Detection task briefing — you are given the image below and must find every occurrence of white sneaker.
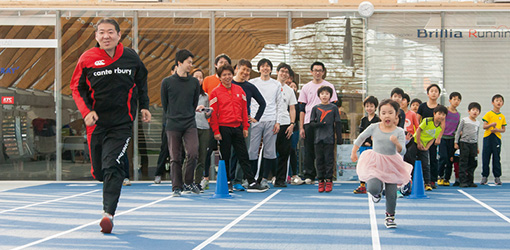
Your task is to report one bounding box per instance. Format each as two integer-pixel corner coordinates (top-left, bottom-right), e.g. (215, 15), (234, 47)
(291, 176), (304, 185)
(123, 178), (131, 186)
(154, 175), (161, 184)
(305, 178), (315, 185)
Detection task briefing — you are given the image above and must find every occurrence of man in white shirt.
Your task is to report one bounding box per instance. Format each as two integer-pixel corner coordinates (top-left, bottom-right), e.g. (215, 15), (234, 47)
(298, 62), (338, 184)
(274, 63), (297, 187)
(249, 58), (282, 189)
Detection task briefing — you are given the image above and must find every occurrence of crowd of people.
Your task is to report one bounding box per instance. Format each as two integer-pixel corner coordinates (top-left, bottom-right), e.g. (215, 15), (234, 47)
(71, 18), (505, 233)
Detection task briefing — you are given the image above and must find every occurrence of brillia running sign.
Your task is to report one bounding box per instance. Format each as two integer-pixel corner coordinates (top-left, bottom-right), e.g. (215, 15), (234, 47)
(417, 28), (510, 39)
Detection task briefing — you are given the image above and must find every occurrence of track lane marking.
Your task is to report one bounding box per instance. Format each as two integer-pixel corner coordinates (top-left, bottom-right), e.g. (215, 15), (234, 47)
(11, 194), (174, 250)
(368, 195), (381, 250)
(193, 190), (281, 250)
(458, 189), (510, 224)
(0, 189), (100, 214)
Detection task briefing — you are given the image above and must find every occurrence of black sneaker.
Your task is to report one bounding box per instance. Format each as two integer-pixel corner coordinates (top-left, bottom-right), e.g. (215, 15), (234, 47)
(371, 193), (381, 203)
(183, 184), (200, 194)
(172, 189), (182, 197)
(273, 182), (287, 188)
(182, 185), (191, 194)
(385, 213), (397, 229)
(459, 183), (469, 188)
(247, 182), (269, 193)
(228, 182), (234, 193)
(197, 183), (204, 193)
(452, 181), (460, 187)
(469, 183), (478, 187)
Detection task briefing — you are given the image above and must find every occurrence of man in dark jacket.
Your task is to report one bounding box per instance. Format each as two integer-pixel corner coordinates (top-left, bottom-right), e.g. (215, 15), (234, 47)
(70, 18), (151, 234)
(161, 49), (201, 197)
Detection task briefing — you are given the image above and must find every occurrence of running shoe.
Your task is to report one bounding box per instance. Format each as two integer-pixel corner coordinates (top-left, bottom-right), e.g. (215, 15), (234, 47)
(100, 212), (114, 234)
(318, 181), (325, 193)
(425, 184), (432, 191)
(452, 181), (460, 187)
(200, 178), (209, 190)
(291, 176), (304, 185)
(172, 189), (182, 197)
(442, 180), (450, 186)
(353, 185), (367, 194)
(371, 193), (381, 203)
(182, 185), (192, 194)
(247, 182), (269, 193)
(400, 182), (411, 196)
(273, 182), (287, 188)
(437, 178), (444, 186)
(154, 175), (161, 184)
(233, 183), (246, 191)
(305, 178), (315, 185)
(242, 179), (249, 189)
(228, 182), (234, 193)
(469, 183), (478, 187)
(123, 178), (131, 186)
(260, 179), (270, 189)
(396, 190), (404, 198)
(325, 181), (333, 193)
(495, 177), (502, 185)
(385, 213), (397, 229)
(480, 176), (488, 185)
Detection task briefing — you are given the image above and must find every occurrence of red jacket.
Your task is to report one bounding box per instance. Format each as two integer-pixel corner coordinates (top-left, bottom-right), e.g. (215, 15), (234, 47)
(209, 83), (249, 135)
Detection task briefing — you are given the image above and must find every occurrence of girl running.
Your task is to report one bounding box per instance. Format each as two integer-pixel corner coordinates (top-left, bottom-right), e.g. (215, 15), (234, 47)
(350, 99), (413, 229)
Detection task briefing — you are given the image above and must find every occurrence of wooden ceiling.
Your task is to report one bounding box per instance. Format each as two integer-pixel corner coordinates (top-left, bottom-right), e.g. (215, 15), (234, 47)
(0, 16), (322, 105)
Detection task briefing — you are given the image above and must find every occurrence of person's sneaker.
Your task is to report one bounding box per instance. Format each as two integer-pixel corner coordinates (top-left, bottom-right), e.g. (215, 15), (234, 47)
(247, 182), (269, 193)
(437, 178), (444, 186)
(469, 183), (478, 187)
(233, 183), (246, 191)
(495, 177), (502, 185)
(182, 185), (192, 194)
(184, 183), (200, 194)
(452, 181), (460, 187)
(431, 182), (437, 189)
(480, 176), (488, 185)
(154, 175), (162, 184)
(442, 180), (450, 186)
(172, 189), (182, 197)
(371, 193), (381, 203)
(385, 213), (397, 229)
(325, 181), (333, 193)
(123, 178), (131, 186)
(291, 176), (304, 185)
(100, 212), (114, 233)
(200, 179), (209, 190)
(354, 185), (367, 194)
(260, 179), (270, 189)
(228, 182), (234, 193)
(305, 178), (315, 185)
(318, 181), (325, 193)
(425, 184), (432, 191)
(242, 179), (249, 189)
(459, 183), (469, 188)
(197, 183), (204, 193)
(286, 176), (292, 184)
(396, 190), (404, 198)
(274, 182), (287, 188)
(400, 182), (412, 196)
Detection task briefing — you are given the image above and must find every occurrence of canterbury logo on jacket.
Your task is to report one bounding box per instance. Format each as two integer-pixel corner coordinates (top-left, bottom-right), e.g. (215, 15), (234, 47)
(70, 43), (149, 128)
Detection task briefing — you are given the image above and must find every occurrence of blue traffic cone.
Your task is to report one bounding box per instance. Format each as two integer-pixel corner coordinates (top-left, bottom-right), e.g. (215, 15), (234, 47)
(407, 160), (429, 199)
(210, 160), (233, 199)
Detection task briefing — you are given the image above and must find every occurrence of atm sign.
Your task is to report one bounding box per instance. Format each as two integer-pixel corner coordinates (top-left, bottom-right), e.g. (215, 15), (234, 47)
(2, 96), (14, 104)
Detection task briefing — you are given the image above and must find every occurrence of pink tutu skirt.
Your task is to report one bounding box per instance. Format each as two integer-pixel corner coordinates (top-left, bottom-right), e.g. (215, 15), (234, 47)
(356, 150), (412, 185)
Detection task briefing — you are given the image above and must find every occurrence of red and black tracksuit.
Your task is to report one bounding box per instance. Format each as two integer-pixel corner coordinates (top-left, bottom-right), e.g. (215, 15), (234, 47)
(70, 43), (149, 215)
(209, 83), (256, 184)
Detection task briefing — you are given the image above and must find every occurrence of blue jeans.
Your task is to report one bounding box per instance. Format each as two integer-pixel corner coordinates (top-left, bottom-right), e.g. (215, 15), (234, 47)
(482, 134), (501, 178)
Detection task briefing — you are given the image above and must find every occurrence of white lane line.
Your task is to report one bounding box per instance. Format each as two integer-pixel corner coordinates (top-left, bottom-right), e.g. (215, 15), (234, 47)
(368, 196), (381, 250)
(0, 190), (100, 214)
(193, 190), (281, 250)
(458, 189), (510, 224)
(11, 194), (174, 250)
